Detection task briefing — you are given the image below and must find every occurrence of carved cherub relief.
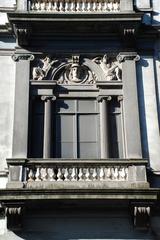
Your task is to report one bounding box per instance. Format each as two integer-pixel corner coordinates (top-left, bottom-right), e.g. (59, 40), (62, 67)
(32, 56), (59, 80)
(93, 54), (122, 81)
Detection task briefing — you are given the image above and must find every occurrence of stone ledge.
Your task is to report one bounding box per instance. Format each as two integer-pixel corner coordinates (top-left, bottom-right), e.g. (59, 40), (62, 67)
(0, 188), (158, 201)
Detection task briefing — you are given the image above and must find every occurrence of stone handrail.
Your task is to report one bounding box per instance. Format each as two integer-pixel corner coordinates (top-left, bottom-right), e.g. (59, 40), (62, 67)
(28, 0), (120, 13)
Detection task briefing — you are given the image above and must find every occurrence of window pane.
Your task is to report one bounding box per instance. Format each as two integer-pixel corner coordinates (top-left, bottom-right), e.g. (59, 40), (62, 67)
(61, 143), (74, 158)
(56, 115), (74, 142)
(56, 99), (75, 113)
(78, 115), (98, 141)
(79, 142), (99, 159)
(78, 100), (97, 113)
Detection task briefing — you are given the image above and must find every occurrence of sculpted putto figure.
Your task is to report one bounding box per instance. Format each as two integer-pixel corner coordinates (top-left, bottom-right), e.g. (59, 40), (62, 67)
(93, 54), (121, 81)
(32, 56), (58, 80)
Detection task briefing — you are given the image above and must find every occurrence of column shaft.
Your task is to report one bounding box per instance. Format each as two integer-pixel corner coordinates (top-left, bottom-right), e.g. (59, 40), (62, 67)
(100, 98), (109, 158)
(43, 98), (52, 158)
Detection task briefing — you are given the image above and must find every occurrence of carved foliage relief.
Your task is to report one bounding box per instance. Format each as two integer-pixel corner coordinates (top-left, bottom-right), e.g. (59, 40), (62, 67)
(31, 54), (122, 84)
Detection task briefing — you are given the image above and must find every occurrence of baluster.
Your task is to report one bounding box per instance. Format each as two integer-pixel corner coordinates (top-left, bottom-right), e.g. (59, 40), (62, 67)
(93, 0), (97, 11)
(47, 1), (52, 11)
(100, 167), (104, 180)
(59, 0), (64, 12)
(76, 0), (80, 12)
(85, 168), (89, 181)
(109, 2), (113, 11)
(113, 2), (118, 12)
(35, 1), (41, 11)
(47, 168), (56, 181)
(104, 167), (112, 180)
(103, 0), (107, 11)
(89, 168), (96, 181)
(64, 168), (69, 181)
(97, 0), (102, 11)
(72, 167), (77, 181)
(78, 168), (83, 180)
(40, 168), (47, 181)
(112, 167), (119, 180)
(82, 0), (86, 12)
(28, 168), (35, 182)
(41, 2), (46, 11)
(119, 167), (127, 180)
(70, 0), (75, 11)
(57, 168), (63, 181)
(65, 0), (69, 11)
(35, 167), (41, 181)
(30, 1), (35, 10)
(54, 0), (58, 11)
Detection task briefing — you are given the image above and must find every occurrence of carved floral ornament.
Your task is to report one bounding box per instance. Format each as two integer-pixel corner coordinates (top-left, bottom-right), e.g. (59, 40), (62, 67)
(31, 54), (122, 84)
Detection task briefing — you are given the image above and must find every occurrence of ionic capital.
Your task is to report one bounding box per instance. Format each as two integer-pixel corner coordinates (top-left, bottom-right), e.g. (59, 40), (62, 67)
(117, 52), (140, 63)
(117, 95), (123, 102)
(97, 96), (112, 103)
(41, 95), (56, 102)
(12, 54), (34, 62)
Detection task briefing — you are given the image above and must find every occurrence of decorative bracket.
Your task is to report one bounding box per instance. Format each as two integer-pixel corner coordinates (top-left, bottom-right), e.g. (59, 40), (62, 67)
(13, 24), (32, 46)
(131, 202), (152, 230)
(4, 202), (25, 230)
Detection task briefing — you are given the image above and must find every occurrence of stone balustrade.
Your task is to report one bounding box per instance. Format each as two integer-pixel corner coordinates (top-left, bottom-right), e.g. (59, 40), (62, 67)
(6, 159), (149, 189)
(27, 164), (128, 182)
(28, 0), (120, 13)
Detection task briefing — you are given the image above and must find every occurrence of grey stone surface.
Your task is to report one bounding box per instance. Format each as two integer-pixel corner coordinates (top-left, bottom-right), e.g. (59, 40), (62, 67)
(12, 59), (30, 158)
(135, 0), (151, 9)
(122, 57), (142, 158)
(0, 56), (15, 170)
(120, 0), (133, 12)
(137, 57), (160, 172)
(0, 0), (16, 8)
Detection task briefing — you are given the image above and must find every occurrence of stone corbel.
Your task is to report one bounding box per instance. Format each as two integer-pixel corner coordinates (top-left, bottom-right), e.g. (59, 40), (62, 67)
(13, 24), (32, 46)
(117, 52), (140, 63)
(119, 25), (137, 48)
(4, 202), (25, 230)
(131, 202), (152, 229)
(12, 53), (35, 62)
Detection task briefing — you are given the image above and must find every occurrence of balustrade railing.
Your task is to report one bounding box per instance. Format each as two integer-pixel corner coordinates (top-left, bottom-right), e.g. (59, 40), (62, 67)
(7, 159), (149, 189)
(27, 164), (128, 182)
(28, 0), (120, 13)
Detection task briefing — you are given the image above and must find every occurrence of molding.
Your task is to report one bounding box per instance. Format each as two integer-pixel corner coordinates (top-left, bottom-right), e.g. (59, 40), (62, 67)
(0, 188), (158, 201)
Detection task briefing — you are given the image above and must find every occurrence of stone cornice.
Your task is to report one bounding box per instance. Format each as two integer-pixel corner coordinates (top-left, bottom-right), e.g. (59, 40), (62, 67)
(0, 188), (159, 201)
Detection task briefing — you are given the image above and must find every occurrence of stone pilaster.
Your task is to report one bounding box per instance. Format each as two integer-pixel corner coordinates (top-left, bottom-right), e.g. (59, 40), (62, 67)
(117, 52), (142, 158)
(12, 53), (34, 158)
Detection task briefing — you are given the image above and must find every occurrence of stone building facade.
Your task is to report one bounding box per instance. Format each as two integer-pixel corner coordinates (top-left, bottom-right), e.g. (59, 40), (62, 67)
(0, 0), (160, 239)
